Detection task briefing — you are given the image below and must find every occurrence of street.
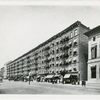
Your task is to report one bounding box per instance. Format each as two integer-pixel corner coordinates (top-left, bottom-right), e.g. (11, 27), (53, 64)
(0, 80), (100, 94)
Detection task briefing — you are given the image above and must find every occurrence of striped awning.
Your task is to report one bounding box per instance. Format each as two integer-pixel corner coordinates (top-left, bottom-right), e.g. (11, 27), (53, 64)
(54, 75), (60, 78)
(45, 75), (54, 79)
(64, 74), (71, 78)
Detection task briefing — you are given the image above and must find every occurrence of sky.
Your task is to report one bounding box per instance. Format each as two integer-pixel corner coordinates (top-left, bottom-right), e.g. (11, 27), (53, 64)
(0, 2), (100, 68)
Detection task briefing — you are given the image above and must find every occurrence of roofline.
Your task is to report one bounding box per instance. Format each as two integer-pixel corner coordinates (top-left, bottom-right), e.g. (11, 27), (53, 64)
(7, 21), (89, 65)
(84, 25), (100, 37)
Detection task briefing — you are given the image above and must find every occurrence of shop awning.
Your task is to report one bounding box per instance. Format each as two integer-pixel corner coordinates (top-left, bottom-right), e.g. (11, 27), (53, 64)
(37, 75), (41, 78)
(54, 75), (60, 78)
(45, 75), (54, 79)
(64, 74), (71, 78)
(71, 73), (78, 76)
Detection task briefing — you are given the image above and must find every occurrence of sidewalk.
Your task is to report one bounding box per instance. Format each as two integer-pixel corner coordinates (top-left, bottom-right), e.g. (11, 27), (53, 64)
(31, 80), (100, 90)
(2, 79), (100, 90)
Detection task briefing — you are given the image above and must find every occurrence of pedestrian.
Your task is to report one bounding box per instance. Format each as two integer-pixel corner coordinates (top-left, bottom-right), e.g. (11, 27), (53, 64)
(29, 76), (30, 85)
(82, 80), (86, 87)
(8, 77), (10, 82)
(82, 81), (84, 86)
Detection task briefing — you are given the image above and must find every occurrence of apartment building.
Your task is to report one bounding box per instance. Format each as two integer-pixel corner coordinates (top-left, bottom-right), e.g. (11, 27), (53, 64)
(6, 21), (90, 82)
(84, 25), (100, 83)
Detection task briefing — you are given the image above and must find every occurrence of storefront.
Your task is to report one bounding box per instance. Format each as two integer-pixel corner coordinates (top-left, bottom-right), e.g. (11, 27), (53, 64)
(63, 73), (79, 84)
(45, 75), (54, 82)
(52, 74), (61, 83)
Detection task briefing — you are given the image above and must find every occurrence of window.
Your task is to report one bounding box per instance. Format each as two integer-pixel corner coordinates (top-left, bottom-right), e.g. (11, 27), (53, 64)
(93, 37), (96, 41)
(60, 40), (63, 44)
(70, 32), (73, 38)
(73, 48), (77, 56)
(74, 29), (78, 36)
(56, 49), (59, 53)
(91, 45), (97, 59)
(56, 42), (59, 45)
(74, 39), (78, 46)
(69, 49), (72, 55)
(91, 66), (96, 78)
(73, 68), (77, 71)
(52, 58), (54, 61)
(69, 42), (72, 48)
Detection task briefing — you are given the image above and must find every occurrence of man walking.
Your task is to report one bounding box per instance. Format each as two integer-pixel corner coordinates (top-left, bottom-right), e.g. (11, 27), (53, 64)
(82, 80), (86, 87)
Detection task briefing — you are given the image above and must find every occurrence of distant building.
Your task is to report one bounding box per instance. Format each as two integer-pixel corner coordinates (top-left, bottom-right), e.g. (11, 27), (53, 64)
(0, 67), (4, 78)
(6, 21), (90, 83)
(4, 61), (12, 79)
(0, 71), (2, 77)
(84, 26), (100, 83)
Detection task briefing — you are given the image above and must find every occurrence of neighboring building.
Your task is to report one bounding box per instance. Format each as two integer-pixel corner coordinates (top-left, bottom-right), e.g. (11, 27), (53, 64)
(4, 65), (7, 79)
(84, 26), (100, 83)
(6, 21), (90, 82)
(4, 61), (12, 79)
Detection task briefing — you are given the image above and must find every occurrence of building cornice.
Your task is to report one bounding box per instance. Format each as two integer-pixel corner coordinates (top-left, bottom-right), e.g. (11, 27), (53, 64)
(88, 58), (100, 64)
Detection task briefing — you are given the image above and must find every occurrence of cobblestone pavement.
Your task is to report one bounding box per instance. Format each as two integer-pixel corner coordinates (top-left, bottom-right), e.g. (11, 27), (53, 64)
(0, 80), (100, 94)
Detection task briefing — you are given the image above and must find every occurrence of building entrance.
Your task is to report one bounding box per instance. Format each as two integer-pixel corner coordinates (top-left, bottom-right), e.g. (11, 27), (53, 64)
(91, 66), (96, 78)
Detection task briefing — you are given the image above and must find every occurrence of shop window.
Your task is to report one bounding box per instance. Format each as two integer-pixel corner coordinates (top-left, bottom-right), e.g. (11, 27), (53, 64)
(91, 66), (96, 78)
(91, 45), (97, 59)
